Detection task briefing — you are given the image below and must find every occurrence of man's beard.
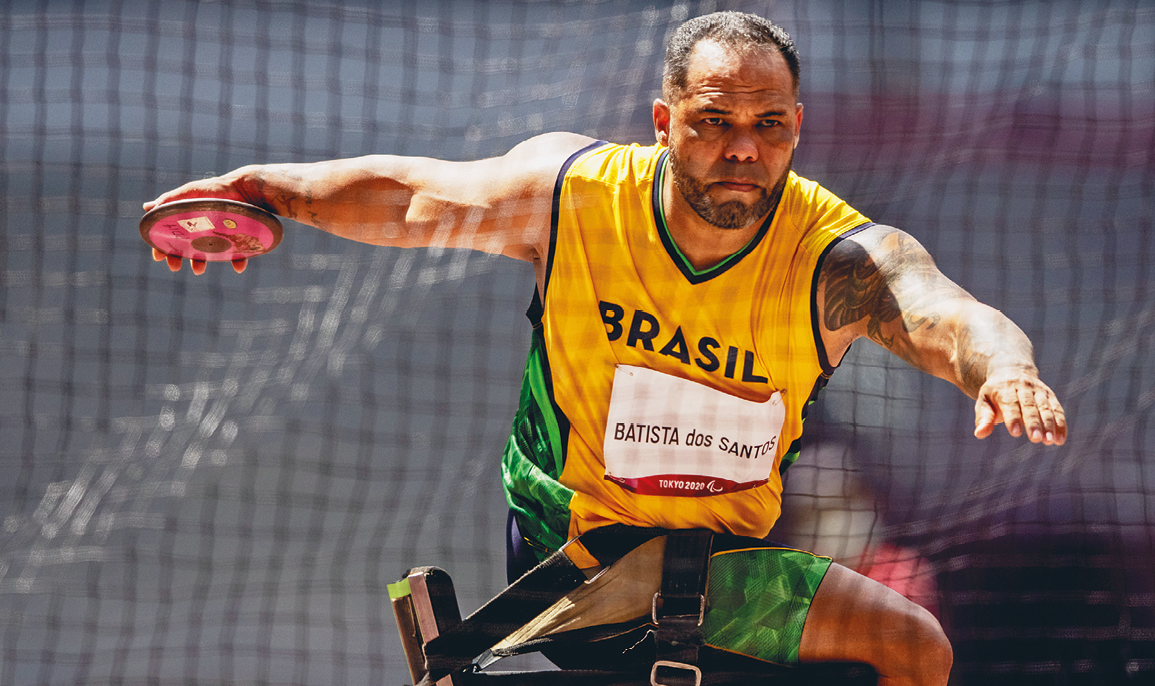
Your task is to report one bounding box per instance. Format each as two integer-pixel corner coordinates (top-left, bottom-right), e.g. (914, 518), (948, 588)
(668, 144), (791, 230)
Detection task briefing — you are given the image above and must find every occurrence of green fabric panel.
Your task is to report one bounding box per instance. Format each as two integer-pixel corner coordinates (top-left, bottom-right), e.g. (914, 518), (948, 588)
(779, 375), (829, 476)
(501, 327), (574, 557)
(778, 439), (803, 475)
(701, 548), (832, 665)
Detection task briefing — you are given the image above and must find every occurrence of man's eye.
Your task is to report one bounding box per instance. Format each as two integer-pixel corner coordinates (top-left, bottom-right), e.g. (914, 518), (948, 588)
(703, 117), (724, 126)
(761, 119), (781, 127)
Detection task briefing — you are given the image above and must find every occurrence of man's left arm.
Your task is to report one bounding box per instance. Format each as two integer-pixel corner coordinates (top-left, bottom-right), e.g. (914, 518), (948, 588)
(817, 224), (1067, 446)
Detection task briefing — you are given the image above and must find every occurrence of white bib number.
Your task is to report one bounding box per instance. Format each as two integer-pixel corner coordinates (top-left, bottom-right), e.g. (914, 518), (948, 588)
(602, 365), (785, 497)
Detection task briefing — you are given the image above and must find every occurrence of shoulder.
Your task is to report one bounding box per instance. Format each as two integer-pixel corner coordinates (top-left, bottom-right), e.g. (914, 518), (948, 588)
(817, 223), (971, 346)
(782, 172), (850, 209)
(778, 173), (873, 247)
(822, 224), (935, 280)
(384, 132), (597, 200)
(420, 132), (596, 212)
(502, 132), (601, 174)
(448, 132), (597, 204)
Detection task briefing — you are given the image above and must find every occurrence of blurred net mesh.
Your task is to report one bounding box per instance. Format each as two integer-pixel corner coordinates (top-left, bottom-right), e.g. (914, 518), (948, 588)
(1, 0), (1152, 683)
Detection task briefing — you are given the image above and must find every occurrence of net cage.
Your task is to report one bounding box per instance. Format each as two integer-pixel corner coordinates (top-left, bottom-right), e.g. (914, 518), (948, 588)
(1, 0), (1152, 683)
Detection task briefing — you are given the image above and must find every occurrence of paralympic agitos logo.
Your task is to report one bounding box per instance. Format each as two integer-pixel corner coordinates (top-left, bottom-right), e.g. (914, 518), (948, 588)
(598, 300), (769, 384)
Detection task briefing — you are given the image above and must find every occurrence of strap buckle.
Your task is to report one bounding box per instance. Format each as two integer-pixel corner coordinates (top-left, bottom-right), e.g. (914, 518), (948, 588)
(651, 660), (702, 686)
(651, 592), (706, 626)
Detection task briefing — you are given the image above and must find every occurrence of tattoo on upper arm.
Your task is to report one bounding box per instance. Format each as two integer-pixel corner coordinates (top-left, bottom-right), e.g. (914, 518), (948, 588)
(822, 230), (968, 352)
(821, 239), (901, 347)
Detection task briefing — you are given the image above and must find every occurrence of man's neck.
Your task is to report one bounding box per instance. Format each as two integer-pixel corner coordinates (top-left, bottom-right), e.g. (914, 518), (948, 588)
(660, 164), (769, 272)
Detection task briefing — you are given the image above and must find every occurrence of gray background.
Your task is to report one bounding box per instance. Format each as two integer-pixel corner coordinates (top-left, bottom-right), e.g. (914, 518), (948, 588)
(1, 0), (1152, 683)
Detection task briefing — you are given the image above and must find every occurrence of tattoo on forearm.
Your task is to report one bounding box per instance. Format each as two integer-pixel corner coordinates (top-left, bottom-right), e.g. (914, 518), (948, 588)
(956, 327), (989, 397)
(274, 191), (300, 219)
(251, 170), (319, 224)
(955, 317), (1036, 397)
(304, 186), (319, 224)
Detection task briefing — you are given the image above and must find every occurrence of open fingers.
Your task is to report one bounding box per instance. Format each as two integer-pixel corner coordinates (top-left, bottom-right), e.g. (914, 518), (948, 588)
(976, 379), (1067, 446)
(1031, 387), (1067, 445)
(1049, 396), (1067, 444)
(154, 251), (248, 276)
(996, 388), (1026, 439)
(1020, 387), (1044, 443)
(1012, 385), (1067, 445)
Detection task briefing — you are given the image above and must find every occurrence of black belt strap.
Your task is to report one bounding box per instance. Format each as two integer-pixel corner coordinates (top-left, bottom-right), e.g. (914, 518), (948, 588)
(651, 529), (713, 686)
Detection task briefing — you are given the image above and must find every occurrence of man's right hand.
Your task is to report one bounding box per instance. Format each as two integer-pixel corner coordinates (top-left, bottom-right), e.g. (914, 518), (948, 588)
(143, 169), (258, 214)
(144, 169), (267, 275)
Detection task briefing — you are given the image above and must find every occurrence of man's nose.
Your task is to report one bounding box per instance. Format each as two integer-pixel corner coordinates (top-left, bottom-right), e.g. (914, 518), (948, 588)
(723, 129), (758, 163)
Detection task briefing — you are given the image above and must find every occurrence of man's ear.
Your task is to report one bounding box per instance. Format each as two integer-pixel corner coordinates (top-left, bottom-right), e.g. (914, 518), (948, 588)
(653, 99), (671, 146)
(793, 102), (803, 149)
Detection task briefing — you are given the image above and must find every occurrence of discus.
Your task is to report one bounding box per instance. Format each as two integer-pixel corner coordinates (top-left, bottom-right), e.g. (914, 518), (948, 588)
(140, 198), (282, 262)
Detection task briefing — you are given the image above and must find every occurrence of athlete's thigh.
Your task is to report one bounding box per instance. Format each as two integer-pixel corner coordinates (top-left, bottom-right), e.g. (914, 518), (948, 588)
(798, 562), (947, 671)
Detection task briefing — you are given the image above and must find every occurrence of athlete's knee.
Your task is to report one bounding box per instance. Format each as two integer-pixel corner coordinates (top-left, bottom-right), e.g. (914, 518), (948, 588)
(882, 601), (952, 685)
(921, 622), (953, 685)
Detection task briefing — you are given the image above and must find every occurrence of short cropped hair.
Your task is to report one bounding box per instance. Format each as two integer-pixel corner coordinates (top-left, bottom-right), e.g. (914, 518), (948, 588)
(662, 12), (800, 101)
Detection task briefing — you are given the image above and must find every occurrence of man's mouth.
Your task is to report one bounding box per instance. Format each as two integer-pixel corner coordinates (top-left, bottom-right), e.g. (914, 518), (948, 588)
(715, 180), (761, 193)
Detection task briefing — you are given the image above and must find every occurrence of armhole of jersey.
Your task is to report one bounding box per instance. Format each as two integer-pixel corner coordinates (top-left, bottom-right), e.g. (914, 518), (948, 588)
(810, 221), (876, 376)
(541, 140), (610, 302)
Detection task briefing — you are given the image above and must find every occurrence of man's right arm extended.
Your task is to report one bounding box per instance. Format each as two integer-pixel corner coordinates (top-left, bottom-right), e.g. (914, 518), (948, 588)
(144, 132), (594, 272)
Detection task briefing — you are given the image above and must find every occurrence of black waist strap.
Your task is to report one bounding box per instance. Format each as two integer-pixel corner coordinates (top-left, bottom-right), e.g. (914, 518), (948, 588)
(651, 529), (713, 686)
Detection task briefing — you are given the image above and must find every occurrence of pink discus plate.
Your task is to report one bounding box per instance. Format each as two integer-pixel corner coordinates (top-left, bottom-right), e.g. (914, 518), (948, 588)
(140, 198), (282, 261)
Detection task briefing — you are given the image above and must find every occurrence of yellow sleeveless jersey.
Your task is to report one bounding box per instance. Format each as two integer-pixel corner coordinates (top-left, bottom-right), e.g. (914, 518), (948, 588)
(501, 141), (872, 568)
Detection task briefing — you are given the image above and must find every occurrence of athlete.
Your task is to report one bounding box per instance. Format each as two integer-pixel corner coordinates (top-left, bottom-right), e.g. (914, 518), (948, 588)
(145, 12), (1066, 685)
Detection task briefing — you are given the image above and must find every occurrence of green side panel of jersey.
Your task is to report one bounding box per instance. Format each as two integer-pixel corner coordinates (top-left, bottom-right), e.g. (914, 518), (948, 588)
(779, 439), (803, 475)
(779, 374), (831, 475)
(501, 326), (575, 558)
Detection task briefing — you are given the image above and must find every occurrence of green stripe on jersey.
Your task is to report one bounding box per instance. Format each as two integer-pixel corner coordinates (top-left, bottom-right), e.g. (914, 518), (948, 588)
(501, 325), (575, 558)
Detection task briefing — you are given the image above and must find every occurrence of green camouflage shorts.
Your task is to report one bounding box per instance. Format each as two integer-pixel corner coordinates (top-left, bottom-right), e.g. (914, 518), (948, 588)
(701, 543), (833, 664)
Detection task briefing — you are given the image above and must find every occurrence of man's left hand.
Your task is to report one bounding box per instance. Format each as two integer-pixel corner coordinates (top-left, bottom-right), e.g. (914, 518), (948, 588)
(974, 370), (1067, 445)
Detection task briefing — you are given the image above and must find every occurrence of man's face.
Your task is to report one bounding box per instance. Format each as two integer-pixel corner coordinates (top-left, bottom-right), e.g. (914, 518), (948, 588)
(656, 40), (802, 230)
